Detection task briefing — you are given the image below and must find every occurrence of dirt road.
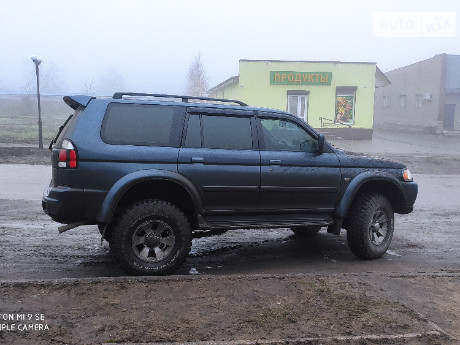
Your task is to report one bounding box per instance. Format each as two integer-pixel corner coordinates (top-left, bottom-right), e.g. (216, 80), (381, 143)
(0, 130), (459, 344)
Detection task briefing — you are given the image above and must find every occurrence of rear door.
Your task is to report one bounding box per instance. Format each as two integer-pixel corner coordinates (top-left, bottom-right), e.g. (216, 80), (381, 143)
(178, 108), (260, 212)
(258, 113), (341, 211)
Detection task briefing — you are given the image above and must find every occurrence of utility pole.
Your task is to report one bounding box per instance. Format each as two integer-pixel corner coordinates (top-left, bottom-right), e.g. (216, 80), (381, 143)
(31, 55), (43, 149)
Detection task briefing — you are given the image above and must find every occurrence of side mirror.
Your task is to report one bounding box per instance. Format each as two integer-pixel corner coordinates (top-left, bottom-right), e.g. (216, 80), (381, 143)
(318, 134), (325, 153)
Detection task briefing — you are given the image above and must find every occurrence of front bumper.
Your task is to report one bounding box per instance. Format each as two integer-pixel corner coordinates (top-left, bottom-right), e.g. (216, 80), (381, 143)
(398, 181), (418, 214)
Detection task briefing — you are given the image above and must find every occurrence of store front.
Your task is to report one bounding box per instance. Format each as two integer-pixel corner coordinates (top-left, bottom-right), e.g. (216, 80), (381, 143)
(209, 60), (389, 139)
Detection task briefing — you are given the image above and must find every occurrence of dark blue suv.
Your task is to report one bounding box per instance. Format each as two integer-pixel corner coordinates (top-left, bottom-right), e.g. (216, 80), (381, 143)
(43, 93), (418, 275)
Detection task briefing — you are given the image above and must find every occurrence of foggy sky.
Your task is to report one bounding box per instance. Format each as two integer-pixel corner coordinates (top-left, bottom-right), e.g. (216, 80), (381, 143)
(1, 0), (459, 96)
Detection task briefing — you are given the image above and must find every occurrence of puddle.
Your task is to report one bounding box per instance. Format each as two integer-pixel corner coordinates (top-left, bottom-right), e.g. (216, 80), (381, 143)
(190, 228), (292, 256)
(189, 267), (199, 275)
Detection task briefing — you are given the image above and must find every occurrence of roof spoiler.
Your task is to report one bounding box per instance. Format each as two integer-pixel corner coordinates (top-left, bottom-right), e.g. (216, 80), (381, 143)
(63, 95), (95, 110)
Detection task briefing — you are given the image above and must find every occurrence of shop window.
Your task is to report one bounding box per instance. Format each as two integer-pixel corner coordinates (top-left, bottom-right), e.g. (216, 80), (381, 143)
(335, 87), (356, 124)
(399, 95), (407, 107)
(287, 91), (309, 122)
(383, 96), (391, 108)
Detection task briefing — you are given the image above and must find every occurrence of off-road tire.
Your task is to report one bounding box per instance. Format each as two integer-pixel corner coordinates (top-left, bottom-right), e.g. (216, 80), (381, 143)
(347, 193), (394, 259)
(291, 226), (322, 237)
(109, 199), (192, 275)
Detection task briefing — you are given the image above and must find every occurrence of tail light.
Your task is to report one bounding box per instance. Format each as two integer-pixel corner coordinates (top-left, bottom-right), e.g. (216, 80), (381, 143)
(58, 139), (78, 168)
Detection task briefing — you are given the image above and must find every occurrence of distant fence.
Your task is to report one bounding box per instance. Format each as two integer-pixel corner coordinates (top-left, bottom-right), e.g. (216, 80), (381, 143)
(0, 94), (69, 117)
(0, 94), (71, 144)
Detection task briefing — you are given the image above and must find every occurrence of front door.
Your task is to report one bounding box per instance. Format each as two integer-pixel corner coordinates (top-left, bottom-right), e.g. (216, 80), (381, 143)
(258, 116), (341, 211)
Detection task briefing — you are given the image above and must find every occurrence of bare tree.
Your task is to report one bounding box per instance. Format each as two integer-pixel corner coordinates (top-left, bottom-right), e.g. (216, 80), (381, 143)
(22, 61), (67, 95)
(82, 78), (97, 96)
(40, 62), (68, 94)
(98, 68), (126, 96)
(19, 79), (35, 116)
(185, 53), (209, 97)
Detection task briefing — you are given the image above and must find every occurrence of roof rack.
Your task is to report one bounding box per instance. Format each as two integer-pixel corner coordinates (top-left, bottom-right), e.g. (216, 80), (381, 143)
(112, 92), (248, 106)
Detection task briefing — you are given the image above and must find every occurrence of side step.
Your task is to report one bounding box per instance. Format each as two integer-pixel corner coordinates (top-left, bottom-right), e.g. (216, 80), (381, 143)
(198, 214), (334, 230)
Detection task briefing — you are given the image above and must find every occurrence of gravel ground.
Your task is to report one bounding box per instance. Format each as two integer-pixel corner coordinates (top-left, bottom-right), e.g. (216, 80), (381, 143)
(0, 275), (450, 345)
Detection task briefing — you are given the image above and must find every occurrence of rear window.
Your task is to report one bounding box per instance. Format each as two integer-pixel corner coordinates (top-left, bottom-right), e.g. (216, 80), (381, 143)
(101, 103), (182, 147)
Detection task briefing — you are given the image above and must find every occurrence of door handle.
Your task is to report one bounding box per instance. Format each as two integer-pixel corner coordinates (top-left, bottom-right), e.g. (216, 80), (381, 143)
(191, 157), (205, 163)
(269, 159), (281, 165)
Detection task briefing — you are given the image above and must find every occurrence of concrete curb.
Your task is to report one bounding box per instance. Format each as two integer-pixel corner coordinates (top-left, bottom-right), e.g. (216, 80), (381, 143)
(1, 271), (460, 285)
(106, 330), (445, 345)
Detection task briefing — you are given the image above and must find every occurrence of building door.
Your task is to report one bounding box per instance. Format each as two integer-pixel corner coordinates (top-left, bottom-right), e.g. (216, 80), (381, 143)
(287, 91), (309, 122)
(444, 104), (456, 130)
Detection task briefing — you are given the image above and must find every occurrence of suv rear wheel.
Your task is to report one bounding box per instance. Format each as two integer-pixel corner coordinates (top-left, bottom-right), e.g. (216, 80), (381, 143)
(110, 199), (192, 275)
(346, 193), (394, 259)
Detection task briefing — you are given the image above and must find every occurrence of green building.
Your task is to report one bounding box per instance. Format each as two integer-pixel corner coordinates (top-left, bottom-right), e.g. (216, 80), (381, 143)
(209, 60), (389, 139)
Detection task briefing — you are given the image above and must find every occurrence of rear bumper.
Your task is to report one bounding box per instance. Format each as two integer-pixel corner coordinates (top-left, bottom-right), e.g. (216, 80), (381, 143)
(42, 184), (106, 224)
(42, 185), (85, 224)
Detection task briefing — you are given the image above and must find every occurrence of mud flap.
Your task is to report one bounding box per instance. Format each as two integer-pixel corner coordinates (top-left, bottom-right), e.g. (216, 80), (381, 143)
(327, 219), (343, 235)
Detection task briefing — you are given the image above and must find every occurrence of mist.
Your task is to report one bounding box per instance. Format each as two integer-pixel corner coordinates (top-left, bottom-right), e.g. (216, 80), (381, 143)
(1, 0), (459, 96)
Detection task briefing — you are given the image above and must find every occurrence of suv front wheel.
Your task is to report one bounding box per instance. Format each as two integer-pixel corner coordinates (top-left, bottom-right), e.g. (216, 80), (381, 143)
(110, 199), (192, 275)
(346, 193), (394, 259)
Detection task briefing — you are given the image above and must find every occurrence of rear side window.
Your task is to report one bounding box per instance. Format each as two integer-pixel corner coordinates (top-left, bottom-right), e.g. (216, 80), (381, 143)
(101, 103), (182, 147)
(202, 115), (252, 150)
(184, 114), (253, 150)
(184, 114), (201, 147)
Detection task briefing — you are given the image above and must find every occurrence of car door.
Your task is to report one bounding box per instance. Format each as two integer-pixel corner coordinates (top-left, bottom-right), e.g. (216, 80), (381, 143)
(258, 113), (341, 211)
(178, 108), (260, 212)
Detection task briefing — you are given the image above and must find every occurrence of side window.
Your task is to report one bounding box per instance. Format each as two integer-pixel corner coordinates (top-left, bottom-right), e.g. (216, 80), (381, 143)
(261, 118), (318, 153)
(201, 115), (253, 150)
(101, 103), (181, 147)
(184, 114), (201, 147)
